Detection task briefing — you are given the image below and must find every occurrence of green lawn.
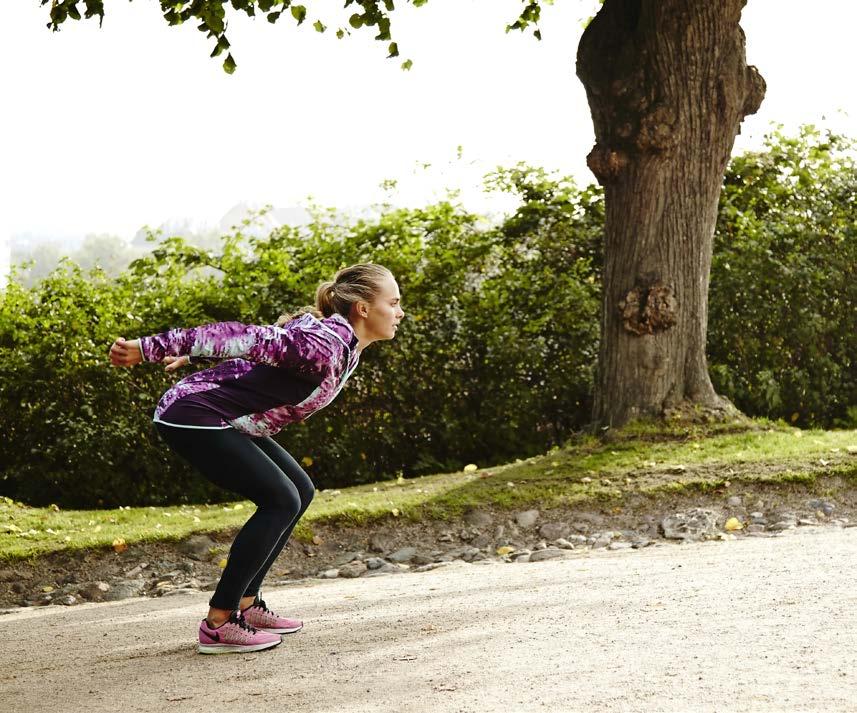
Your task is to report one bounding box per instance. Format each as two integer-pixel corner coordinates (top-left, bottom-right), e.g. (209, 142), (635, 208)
(2, 421), (857, 561)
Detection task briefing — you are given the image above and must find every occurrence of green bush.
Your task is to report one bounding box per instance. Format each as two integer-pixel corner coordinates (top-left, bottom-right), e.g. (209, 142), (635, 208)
(0, 175), (601, 507)
(708, 126), (857, 427)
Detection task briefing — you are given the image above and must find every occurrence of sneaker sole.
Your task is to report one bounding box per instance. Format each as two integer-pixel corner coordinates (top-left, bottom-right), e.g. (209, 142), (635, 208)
(258, 623), (303, 635)
(198, 638), (282, 655)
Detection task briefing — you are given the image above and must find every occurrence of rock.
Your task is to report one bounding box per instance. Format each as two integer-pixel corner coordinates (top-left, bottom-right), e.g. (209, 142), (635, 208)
(458, 529), (476, 542)
(411, 554), (435, 566)
(442, 546), (480, 562)
(103, 580), (146, 601)
(338, 561), (368, 578)
(58, 595), (77, 606)
(631, 539), (653, 549)
(389, 547), (417, 563)
(608, 542), (632, 551)
(318, 569), (339, 579)
(553, 538), (575, 550)
(365, 557), (385, 570)
(797, 518), (817, 527)
(528, 548), (567, 562)
(437, 532), (455, 544)
(375, 563), (408, 574)
(493, 525), (506, 541)
(727, 496), (742, 507)
(368, 534), (392, 553)
(592, 533), (613, 549)
(513, 554), (531, 563)
(768, 521), (797, 532)
(78, 581), (111, 602)
(539, 522), (568, 541)
(178, 535), (217, 561)
(533, 541), (548, 551)
(660, 509), (721, 542)
(413, 562), (453, 573)
(515, 510), (540, 528)
(746, 524), (766, 534)
(333, 551), (363, 567)
(464, 510), (493, 528)
(571, 521), (590, 533)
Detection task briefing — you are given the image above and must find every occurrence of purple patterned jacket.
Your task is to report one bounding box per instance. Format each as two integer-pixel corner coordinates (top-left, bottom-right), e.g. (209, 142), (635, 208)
(139, 313), (360, 437)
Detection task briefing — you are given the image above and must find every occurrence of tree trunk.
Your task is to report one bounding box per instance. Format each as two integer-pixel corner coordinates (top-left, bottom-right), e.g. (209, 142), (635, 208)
(576, 0), (766, 427)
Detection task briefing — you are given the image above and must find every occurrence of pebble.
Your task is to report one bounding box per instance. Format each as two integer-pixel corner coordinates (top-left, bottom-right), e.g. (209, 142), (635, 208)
(528, 548), (567, 562)
(515, 510), (540, 528)
(318, 569), (340, 579)
(389, 547), (417, 563)
(338, 561), (368, 578)
(608, 542), (633, 551)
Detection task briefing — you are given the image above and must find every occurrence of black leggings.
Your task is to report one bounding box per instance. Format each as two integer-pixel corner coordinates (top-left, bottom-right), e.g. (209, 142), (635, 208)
(155, 423), (314, 611)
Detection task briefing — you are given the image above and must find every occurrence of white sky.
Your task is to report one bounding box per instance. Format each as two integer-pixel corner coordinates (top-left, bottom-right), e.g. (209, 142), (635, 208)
(1, 0), (856, 250)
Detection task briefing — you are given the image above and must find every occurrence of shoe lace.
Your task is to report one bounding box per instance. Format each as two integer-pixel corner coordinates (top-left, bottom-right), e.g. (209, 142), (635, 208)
(230, 610), (258, 634)
(253, 598), (274, 616)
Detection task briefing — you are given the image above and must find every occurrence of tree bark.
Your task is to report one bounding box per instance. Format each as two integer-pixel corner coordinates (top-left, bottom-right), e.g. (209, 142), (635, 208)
(576, 0), (766, 427)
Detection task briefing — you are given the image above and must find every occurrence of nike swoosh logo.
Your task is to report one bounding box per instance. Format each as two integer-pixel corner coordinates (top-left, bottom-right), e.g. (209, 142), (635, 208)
(206, 629), (220, 642)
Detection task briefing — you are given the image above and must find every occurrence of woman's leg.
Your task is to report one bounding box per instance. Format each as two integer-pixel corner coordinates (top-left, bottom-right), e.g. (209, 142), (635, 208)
(155, 424), (302, 614)
(241, 436), (315, 602)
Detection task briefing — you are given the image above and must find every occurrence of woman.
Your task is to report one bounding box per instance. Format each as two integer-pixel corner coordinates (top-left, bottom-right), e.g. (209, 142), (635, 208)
(109, 263), (404, 654)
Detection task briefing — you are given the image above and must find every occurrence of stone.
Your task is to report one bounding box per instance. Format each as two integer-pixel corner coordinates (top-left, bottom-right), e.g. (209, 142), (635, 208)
(515, 510), (540, 528)
(608, 542), (632, 551)
(334, 551), (363, 567)
(464, 510), (493, 528)
(553, 538), (575, 550)
(727, 496), (742, 507)
(78, 581), (111, 602)
(768, 521), (797, 532)
(58, 595), (77, 606)
(338, 561), (368, 578)
(365, 557), (385, 570)
(539, 522), (569, 541)
(413, 562), (453, 573)
(178, 535), (217, 561)
(660, 509), (721, 542)
(746, 524), (766, 534)
(103, 580), (146, 601)
(528, 548), (567, 562)
(411, 554), (435, 566)
(375, 563), (408, 574)
(389, 547), (417, 563)
(470, 535), (493, 550)
(318, 569), (339, 579)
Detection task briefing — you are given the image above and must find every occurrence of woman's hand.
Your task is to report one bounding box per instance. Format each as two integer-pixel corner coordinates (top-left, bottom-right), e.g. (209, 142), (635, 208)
(163, 355), (190, 372)
(109, 337), (143, 367)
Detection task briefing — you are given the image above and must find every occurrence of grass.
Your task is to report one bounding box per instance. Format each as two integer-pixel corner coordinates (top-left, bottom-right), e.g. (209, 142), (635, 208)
(2, 421), (857, 561)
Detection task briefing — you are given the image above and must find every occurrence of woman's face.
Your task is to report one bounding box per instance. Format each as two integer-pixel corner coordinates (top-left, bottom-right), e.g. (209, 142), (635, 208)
(362, 274), (404, 341)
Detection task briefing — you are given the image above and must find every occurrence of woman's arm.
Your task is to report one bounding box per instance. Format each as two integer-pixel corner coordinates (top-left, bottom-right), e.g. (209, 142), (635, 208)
(135, 320), (342, 377)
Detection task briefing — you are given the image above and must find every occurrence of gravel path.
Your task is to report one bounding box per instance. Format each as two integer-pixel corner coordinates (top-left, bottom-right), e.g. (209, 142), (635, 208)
(1, 526), (855, 713)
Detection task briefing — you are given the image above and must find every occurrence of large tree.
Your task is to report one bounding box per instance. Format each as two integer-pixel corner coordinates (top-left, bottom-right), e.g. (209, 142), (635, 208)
(41, 0), (766, 427)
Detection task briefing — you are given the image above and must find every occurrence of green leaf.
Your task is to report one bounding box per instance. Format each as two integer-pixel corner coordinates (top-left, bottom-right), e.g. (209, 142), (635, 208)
(223, 53), (237, 75)
(336, 28), (346, 39)
(348, 13), (363, 29)
(291, 5), (307, 24)
(313, 20), (326, 33)
(267, 11), (281, 24)
(387, 42), (399, 58)
(401, 59), (413, 71)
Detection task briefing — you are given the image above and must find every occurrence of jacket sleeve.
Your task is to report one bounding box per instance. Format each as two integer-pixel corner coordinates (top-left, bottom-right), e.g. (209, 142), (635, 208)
(139, 320), (341, 379)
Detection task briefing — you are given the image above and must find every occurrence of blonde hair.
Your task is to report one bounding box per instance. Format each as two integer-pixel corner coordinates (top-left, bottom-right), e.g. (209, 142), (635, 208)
(276, 263), (393, 326)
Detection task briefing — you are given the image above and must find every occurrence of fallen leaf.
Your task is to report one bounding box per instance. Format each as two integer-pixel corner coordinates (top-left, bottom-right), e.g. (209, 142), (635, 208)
(301, 456), (314, 467)
(496, 546), (514, 556)
(463, 464), (478, 473)
(312, 535), (324, 545)
(112, 538), (128, 553)
(725, 517), (744, 531)
(218, 558), (228, 569)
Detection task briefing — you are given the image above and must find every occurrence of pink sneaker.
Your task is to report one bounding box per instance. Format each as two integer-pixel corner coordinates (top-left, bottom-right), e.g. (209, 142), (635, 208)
(242, 597), (303, 635)
(198, 610), (282, 654)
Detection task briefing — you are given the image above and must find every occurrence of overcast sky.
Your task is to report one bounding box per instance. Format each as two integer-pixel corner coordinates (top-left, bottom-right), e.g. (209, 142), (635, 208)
(1, 0), (856, 252)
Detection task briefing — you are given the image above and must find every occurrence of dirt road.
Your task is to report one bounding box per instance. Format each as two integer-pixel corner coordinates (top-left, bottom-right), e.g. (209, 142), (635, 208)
(1, 526), (855, 713)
